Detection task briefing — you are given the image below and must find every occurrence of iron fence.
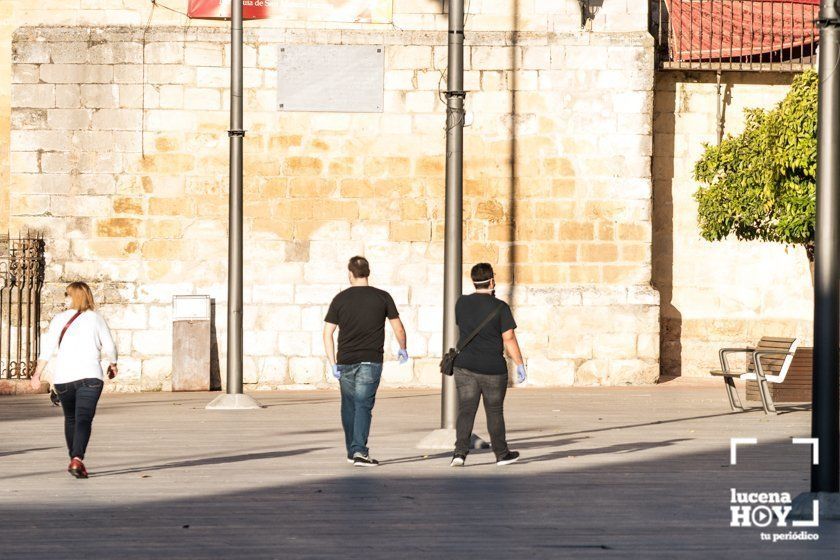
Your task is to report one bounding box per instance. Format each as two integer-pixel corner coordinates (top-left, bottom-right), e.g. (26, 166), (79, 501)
(0, 234), (45, 380)
(653, 0), (819, 71)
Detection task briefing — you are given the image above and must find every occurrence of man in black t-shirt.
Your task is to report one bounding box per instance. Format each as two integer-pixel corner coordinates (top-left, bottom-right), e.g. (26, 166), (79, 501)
(451, 263), (526, 467)
(323, 256), (408, 467)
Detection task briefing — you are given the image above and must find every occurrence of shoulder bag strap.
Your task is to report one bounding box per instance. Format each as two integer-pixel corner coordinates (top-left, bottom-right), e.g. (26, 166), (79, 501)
(58, 311), (83, 348)
(455, 304), (505, 354)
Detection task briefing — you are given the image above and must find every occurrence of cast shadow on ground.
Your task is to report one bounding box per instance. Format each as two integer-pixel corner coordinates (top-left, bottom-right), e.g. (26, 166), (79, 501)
(766, 404), (811, 415)
(256, 398), (339, 408)
(0, 446), (60, 458)
(90, 448), (327, 478)
(380, 437), (685, 467)
(515, 438), (692, 465)
(259, 393), (433, 409)
(0, 397), (64, 423)
(505, 406), (811, 443)
(0, 440), (836, 559)
(381, 437), (589, 467)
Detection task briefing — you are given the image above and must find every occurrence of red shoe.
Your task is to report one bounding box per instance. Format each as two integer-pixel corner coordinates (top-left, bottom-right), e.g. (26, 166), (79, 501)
(68, 458), (88, 479)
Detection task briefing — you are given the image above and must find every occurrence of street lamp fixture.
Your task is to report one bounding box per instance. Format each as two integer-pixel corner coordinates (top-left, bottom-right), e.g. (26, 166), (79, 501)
(578, 0), (603, 29)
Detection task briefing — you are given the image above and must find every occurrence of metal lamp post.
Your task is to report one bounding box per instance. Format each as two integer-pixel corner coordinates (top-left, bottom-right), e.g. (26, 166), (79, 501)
(207, 0), (262, 410)
(812, 0), (840, 495)
(417, 0), (486, 450)
(440, 0), (466, 432)
(791, 0), (840, 519)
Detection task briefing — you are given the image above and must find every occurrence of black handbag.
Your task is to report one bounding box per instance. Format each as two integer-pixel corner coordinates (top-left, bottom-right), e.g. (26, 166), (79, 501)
(440, 304), (504, 376)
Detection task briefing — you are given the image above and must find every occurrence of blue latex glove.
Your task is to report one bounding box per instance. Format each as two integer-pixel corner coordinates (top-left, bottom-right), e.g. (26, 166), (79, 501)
(332, 364), (341, 380)
(516, 364), (527, 384)
(398, 348), (409, 364)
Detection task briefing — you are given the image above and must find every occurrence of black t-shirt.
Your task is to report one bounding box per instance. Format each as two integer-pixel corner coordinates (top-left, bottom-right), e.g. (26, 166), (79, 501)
(324, 286), (399, 365)
(453, 293), (517, 375)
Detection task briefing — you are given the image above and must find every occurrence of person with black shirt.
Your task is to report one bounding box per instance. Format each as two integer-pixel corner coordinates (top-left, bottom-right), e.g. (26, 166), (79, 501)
(323, 256), (408, 467)
(451, 263), (526, 467)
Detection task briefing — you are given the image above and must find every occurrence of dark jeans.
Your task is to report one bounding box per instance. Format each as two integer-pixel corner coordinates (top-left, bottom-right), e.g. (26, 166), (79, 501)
(338, 362), (383, 457)
(54, 378), (104, 460)
(454, 367), (509, 459)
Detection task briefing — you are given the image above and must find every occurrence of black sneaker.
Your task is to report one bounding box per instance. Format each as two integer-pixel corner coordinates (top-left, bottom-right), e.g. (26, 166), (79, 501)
(496, 451), (520, 466)
(450, 454), (466, 467)
(353, 454), (379, 467)
(346, 456), (354, 464)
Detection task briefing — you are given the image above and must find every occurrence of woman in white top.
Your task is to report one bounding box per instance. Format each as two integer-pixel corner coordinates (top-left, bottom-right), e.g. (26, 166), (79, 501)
(29, 282), (118, 478)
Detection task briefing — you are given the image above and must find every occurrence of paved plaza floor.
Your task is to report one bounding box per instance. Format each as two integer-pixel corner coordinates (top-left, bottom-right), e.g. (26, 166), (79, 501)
(1, 380), (837, 559)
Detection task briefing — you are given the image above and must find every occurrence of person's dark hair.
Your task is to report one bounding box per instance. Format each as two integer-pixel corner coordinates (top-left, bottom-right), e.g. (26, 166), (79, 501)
(348, 256), (371, 279)
(471, 263), (494, 289)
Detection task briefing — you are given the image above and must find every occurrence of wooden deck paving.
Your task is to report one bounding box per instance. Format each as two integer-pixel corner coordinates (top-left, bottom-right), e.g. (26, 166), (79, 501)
(0, 381), (837, 559)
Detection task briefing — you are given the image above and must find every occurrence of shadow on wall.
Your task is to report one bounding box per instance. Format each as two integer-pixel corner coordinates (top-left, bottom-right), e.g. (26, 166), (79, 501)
(652, 70), (795, 378)
(652, 72), (681, 376)
(0, 441), (835, 557)
(210, 298), (221, 391)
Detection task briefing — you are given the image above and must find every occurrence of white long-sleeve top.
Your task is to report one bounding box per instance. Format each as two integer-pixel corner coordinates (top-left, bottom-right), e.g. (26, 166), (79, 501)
(38, 309), (118, 384)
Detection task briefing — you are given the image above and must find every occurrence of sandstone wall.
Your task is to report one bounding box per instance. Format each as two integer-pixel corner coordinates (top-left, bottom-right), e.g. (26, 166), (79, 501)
(4, 1), (657, 390)
(653, 71), (813, 378)
(2, 1), (650, 228)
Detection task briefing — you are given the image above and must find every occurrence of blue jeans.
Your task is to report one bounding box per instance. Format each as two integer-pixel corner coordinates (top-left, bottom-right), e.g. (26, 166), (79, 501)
(53, 378), (104, 460)
(338, 362), (383, 457)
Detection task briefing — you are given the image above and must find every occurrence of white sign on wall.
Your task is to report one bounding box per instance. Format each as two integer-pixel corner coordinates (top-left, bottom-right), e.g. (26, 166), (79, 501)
(276, 45), (384, 113)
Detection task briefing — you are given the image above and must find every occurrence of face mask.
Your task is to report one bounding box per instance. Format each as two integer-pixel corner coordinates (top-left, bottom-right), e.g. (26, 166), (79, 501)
(65, 298), (73, 309)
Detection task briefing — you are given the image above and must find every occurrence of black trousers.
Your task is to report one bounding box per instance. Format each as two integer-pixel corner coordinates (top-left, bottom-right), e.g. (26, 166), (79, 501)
(454, 367), (510, 459)
(54, 378), (104, 460)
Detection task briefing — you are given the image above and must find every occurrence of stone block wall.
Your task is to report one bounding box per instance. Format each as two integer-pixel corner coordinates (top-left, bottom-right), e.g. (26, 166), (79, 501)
(8, 23), (658, 390)
(1, 1), (652, 227)
(653, 71), (814, 378)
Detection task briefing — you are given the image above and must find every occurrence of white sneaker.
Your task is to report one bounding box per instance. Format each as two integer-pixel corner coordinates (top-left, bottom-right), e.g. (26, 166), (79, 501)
(450, 454), (466, 467)
(352, 454), (380, 467)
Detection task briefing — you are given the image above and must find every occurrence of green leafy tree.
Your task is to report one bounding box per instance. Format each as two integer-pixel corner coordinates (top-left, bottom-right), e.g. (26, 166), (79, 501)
(694, 69), (817, 261)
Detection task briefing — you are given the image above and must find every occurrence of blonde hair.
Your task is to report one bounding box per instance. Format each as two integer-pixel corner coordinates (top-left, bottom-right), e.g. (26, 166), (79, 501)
(65, 282), (96, 312)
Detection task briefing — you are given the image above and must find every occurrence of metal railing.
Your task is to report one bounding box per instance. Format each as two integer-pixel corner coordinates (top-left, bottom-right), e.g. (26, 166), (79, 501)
(653, 0), (819, 72)
(1, 234), (45, 380)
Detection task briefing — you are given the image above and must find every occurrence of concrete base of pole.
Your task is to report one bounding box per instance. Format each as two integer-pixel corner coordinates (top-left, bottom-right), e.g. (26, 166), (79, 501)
(790, 491), (840, 521)
(416, 428), (489, 450)
(205, 393), (264, 410)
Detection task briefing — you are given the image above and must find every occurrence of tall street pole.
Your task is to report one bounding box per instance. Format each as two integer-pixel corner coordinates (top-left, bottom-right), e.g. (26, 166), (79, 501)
(228, 0), (245, 397)
(441, 0), (465, 430)
(417, 0), (486, 449)
(812, 0), (840, 493)
(207, 0), (261, 410)
(793, 0), (840, 519)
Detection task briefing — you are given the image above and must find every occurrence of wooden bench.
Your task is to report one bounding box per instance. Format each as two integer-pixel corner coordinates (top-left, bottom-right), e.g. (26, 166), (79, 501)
(710, 337), (799, 414)
(746, 347), (812, 404)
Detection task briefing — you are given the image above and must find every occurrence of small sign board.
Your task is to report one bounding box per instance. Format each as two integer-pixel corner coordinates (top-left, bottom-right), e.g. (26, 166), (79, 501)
(172, 295), (211, 321)
(277, 45), (384, 113)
